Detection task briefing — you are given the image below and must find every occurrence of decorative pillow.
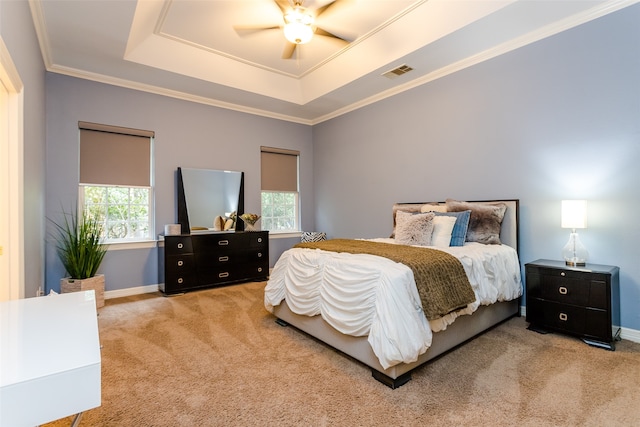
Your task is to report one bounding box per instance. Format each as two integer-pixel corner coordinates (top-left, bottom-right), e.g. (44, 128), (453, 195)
(430, 215), (457, 247)
(445, 199), (507, 245)
(433, 211), (471, 246)
(390, 204), (425, 238)
(394, 210), (435, 246)
(420, 203), (448, 213)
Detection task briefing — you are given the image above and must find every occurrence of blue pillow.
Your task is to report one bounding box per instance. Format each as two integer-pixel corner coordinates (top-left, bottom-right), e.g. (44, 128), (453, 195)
(434, 211), (471, 246)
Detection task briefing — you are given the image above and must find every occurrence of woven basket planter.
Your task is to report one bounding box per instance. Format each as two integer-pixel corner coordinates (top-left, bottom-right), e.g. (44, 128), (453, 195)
(61, 274), (105, 308)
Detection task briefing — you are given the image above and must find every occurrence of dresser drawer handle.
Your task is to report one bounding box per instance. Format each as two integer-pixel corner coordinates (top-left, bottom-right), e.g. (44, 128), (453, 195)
(558, 286), (568, 295)
(560, 272), (566, 277)
(219, 256), (229, 262)
(218, 240), (229, 246)
(258, 252), (262, 258)
(258, 267), (263, 273)
(177, 260), (184, 267)
(177, 243), (184, 249)
(219, 272), (229, 278)
(177, 278), (184, 284)
(559, 313), (568, 321)
(257, 237), (263, 243)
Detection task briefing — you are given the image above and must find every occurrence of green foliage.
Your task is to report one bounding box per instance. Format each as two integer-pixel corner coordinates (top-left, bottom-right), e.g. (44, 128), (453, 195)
(51, 207), (108, 279)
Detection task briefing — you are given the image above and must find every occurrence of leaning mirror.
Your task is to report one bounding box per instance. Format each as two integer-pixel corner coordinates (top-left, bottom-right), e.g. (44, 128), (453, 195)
(177, 167), (245, 233)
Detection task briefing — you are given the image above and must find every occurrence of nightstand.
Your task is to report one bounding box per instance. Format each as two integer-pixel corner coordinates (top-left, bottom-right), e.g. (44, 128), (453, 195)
(525, 259), (621, 350)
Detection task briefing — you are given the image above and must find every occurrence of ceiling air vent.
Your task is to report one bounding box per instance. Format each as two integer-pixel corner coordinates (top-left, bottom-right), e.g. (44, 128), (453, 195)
(382, 64), (414, 79)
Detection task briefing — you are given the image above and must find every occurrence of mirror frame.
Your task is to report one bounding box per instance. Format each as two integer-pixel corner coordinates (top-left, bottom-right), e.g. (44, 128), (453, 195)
(176, 167), (245, 234)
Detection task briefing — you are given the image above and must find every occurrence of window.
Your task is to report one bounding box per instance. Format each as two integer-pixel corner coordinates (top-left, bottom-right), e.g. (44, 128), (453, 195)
(78, 122), (154, 243)
(260, 147), (299, 233)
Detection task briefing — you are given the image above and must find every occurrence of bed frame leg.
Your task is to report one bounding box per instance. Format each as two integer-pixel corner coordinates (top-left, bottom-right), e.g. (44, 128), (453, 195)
(371, 370), (411, 389)
(275, 318), (289, 327)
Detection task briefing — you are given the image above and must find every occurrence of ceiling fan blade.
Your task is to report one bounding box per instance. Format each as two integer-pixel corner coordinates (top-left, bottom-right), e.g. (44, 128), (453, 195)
(273, 0), (291, 14)
(282, 42), (297, 59)
(315, 0), (352, 18)
(314, 27), (353, 43)
(234, 25), (280, 36)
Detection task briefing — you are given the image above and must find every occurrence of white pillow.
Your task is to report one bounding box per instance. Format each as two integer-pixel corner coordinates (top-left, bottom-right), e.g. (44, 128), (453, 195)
(421, 203), (448, 213)
(395, 210), (435, 246)
(430, 215), (457, 247)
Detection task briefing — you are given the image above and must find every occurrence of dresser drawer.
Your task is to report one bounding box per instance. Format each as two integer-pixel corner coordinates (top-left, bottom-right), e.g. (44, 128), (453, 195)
(191, 232), (268, 253)
(165, 254), (195, 274)
(197, 261), (268, 284)
(194, 248), (267, 266)
(164, 270), (197, 292)
(164, 236), (193, 255)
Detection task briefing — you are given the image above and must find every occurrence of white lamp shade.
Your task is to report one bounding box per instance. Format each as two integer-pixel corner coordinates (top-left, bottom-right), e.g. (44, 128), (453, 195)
(561, 200), (587, 229)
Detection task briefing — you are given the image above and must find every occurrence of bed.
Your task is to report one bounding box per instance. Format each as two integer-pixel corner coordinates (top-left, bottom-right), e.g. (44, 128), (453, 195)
(265, 199), (522, 388)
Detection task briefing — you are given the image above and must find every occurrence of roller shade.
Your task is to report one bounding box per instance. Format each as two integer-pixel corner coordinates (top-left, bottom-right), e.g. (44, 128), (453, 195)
(261, 146), (299, 192)
(79, 122), (153, 187)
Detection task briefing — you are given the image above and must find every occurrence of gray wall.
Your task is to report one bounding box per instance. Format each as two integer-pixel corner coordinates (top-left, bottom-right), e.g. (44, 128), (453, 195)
(313, 6), (640, 331)
(45, 74), (313, 293)
(1, 0), (47, 297)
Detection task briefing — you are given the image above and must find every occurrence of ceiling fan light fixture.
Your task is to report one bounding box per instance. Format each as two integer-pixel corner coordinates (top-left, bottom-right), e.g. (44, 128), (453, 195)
(283, 6), (314, 44)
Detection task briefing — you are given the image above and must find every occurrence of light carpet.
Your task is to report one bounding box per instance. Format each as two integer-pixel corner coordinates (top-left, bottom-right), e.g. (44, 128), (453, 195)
(44, 281), (640, 426)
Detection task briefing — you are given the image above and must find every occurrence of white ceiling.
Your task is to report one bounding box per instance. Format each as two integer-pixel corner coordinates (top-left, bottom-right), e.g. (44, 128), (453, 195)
(29, 0), (635, 124)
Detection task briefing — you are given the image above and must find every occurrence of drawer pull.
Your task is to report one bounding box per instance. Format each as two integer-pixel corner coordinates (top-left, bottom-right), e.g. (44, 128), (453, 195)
(560, 272), (566, 277)
(258, 267), (263, 273)
(257, 237), (263, 243)
(258, 253), (262, 258)
(219, 272), (229, 278)
(558, 286), (568, 295)
(177, 278), (184, 284)
(559, 313), (568, 321)
(177, 260), (184, 267)
(177, 243), (184, 249)
(219, 256), (229, 262)
(218, 240), (229, 246)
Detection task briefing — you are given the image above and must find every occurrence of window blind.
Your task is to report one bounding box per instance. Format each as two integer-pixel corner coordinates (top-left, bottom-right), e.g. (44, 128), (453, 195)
(79, 122), (153, 187)
(260, 146), (299, 192)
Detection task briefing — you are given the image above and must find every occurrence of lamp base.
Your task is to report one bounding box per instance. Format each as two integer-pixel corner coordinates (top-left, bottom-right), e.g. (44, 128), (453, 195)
(565, 259), (586, 267)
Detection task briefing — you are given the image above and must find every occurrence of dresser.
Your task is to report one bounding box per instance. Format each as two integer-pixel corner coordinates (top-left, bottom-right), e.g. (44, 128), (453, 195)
(525, 259), (620, 350)
(159, 231), (269, 295)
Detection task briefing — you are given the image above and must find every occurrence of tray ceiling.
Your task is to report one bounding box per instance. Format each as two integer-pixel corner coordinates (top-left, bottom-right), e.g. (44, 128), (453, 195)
(29, 0), (634, 124)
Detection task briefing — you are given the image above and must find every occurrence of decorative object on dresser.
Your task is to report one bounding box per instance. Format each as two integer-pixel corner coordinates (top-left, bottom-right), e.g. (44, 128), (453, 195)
(525, 259), (620, 350)
(50, 206), (107, 308)
(561, 200), (589, 266)
(240, 213), (261, 231)
(159, 231), (269, 295)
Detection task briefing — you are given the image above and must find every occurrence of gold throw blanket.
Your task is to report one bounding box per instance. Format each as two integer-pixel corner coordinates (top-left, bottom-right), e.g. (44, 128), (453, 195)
(294, 239), (476, 319)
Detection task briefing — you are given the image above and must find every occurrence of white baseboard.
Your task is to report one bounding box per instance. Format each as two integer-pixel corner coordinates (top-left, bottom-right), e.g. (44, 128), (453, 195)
(105, 284), (159, 300)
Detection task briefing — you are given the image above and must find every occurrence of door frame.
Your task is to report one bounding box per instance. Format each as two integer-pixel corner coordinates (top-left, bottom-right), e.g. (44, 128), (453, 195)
(0, 37), (25, 301)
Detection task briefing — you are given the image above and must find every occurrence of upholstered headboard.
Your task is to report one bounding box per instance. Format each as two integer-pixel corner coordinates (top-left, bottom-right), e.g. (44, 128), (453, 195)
(392, 199), (519, 253)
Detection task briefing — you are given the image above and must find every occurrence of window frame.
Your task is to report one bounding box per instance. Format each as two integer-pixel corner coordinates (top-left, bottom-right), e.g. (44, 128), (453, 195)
(78, 122), (155, 245)
(79, 184), (155, 244)
(260, 146), (300, 234)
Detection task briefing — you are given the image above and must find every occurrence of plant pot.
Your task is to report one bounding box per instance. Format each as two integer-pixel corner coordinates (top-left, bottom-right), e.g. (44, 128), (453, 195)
(61, 274), (105, 308)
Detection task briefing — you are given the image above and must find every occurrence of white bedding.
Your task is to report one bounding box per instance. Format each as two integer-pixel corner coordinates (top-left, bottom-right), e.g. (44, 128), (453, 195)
(264, 239), (522, 369)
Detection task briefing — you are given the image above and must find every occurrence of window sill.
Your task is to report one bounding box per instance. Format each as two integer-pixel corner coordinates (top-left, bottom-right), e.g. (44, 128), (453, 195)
(268, 231), (302, 239)
(105, 240), (157, 251)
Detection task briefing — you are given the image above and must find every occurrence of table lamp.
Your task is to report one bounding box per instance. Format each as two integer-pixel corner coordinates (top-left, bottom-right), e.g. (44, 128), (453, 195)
(561, 200), (588, 266)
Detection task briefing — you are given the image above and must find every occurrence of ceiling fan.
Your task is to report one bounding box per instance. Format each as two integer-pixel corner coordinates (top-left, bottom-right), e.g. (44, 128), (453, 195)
(234, 0), (353, 59)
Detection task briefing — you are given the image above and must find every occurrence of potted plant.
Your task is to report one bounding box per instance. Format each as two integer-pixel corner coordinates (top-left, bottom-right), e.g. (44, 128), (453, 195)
(51, 207), (108, 308)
